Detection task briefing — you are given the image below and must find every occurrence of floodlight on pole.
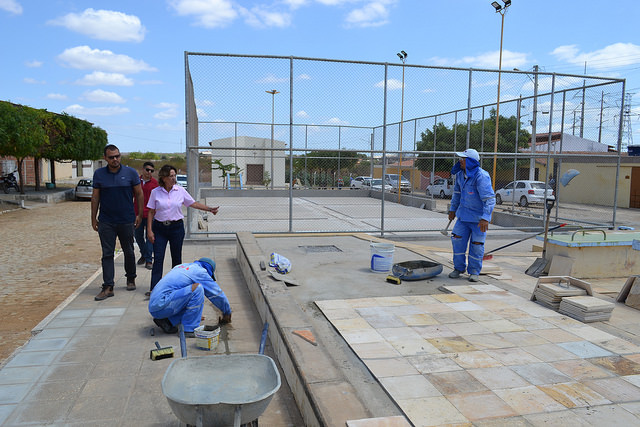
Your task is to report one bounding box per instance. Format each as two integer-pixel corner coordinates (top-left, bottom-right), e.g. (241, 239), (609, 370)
(490, 0), (511, 189)
(397, 50), (407, 202)
(266, 89), (279, 189)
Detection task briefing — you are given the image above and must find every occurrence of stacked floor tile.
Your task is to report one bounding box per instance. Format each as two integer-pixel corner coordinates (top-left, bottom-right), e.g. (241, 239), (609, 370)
(533, 282), (587, 310)
(559, 295), (615, 322)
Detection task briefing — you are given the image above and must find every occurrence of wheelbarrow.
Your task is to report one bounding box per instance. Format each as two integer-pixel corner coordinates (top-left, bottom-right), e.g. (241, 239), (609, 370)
(162, 323), (281, 427)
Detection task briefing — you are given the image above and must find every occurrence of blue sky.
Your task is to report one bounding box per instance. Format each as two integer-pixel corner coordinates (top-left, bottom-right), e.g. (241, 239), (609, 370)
(2, 0), (640, 153)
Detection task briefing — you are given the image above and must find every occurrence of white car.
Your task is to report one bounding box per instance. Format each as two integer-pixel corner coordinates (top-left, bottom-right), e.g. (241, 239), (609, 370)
(176, 174), (188, 188)
(495, 180), (555, 207)
(426, 178), (454, 198)
(384, 174), (411, 192)
(350, 176), (372, 189)
(370, 179), (393, 191)
(74, 179), (93, 200)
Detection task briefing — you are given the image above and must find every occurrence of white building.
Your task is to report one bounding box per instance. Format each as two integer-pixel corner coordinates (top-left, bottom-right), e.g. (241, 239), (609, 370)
(208, 136), (286, 188)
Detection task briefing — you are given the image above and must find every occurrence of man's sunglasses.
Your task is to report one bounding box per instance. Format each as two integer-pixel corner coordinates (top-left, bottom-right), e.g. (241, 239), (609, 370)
(145, 168), (154, 172)
(107, 154), (121, 160)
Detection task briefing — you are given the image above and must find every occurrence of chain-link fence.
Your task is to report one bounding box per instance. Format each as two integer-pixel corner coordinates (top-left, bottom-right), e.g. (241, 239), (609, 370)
(184, 53), (627, 236)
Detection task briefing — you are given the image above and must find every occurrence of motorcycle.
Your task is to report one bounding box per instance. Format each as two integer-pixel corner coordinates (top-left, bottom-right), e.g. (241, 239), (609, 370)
(1, 170), (20, 193)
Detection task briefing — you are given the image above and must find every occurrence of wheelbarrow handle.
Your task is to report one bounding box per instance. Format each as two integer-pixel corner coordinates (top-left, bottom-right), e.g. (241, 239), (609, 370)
(259, 322), (269, 355)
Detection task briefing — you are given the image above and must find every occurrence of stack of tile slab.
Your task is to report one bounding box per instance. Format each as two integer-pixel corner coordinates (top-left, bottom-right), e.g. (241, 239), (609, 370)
(559, 295), (615, 322)
(533, 281), (587, 310)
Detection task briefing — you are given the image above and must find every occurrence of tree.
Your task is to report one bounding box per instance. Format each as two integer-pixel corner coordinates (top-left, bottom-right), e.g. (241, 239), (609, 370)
(415, 109), (530, 177)
(0, 102), (48, 193)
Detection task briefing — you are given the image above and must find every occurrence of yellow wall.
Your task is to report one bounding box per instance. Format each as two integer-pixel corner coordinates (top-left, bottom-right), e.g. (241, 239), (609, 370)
(538, 162), (631, 208)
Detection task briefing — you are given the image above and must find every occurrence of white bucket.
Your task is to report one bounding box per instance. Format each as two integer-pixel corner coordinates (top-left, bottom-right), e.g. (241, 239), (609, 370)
(370, 242), (395, 273)
(194, 324), (220, 351)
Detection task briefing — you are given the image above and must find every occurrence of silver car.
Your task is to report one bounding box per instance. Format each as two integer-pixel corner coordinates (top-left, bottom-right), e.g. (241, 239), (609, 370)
(495, 180), (554, 207)
(74, 179), (93, 200)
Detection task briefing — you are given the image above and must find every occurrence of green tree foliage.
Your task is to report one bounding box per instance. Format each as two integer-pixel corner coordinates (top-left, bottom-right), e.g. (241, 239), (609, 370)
(415, 110), (530, 174)
(0, 101), (107, 190)
(0, 102), (48, 193)
(292, 150), (359, 173)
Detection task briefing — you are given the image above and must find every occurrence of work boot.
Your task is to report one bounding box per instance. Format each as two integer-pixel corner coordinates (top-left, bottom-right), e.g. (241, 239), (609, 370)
(95, 285), (114, 301)
(153, 318), (178, 334)
(468, 274), (479, 282)
(137, 256), (145, 265)
(126, 278), (136, 291)
(145, 261), (153, 270)
(448, 270), (463, 279)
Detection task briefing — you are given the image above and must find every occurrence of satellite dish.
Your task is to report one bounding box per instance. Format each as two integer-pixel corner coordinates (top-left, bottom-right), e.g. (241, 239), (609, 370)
(560, 169), (580, 187)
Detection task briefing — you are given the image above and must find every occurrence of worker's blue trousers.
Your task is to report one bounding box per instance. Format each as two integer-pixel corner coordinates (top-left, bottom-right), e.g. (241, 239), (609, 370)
(149, 285), (204, 332)
(451, 220), (486, 275)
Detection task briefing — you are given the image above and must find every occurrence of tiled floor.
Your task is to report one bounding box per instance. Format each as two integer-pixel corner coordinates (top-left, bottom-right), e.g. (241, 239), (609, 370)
(317, 284), (640, 426)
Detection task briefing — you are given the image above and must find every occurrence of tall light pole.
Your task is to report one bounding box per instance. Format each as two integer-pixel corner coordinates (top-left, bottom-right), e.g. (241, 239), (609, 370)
(397, 50), (407, 203)
(490, 0), (511, 189)
(266, 90), (279, 189)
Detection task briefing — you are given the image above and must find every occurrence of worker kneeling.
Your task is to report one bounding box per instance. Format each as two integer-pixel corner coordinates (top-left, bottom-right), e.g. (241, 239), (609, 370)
(148, 257), (231, 336)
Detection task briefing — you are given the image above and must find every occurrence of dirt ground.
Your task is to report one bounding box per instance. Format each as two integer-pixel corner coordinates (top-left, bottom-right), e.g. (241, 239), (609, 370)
(0, 200), (102, 365)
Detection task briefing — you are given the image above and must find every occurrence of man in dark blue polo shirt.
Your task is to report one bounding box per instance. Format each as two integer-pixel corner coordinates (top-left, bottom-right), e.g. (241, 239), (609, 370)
(91, 144), (144, 300)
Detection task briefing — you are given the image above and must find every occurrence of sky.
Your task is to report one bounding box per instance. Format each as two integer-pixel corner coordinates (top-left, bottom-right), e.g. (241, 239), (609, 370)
(2, 0), (640, 154)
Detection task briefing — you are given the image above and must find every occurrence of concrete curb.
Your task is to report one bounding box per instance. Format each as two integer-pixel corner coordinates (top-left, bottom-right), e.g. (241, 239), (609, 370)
(236, 232), (371, 427)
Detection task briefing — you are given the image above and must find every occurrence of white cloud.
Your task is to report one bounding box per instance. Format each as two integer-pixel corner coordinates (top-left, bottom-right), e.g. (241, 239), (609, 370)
(25, 60), (42, 68)
(375, 78), (403, 90)
(256, 74), (288, 84)
(154, 102), (179, 120)
(551, 43), (640, 70)
(240, 6), (292, 28)
(430, 49), (530, 69)
(58, 46), (156, 74)
(75, 71), (134, 86)
(196, 99), (214, 106)
(298, 74), (311, 80)
(155, 102), (178, 109)
(196, 108), (207, 117)
(0, 0), (22, 14)
(48, 9), (146, 42)
(157, 121), (185, 131)
(326, 117), (349, 125)
(46, 93), (68, 100)
(296, 110), (309, 118)
(283, 0), (308, 9)
(24, 77), (45, 84)
(64, 104), (129, 116)
(345, 1), (392, 28)
(83, 89), (126, 104)
(169, 0), (237, 28)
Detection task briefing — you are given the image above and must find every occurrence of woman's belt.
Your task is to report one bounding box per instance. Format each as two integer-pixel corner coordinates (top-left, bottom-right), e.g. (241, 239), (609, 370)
(155, 219), (183, 226)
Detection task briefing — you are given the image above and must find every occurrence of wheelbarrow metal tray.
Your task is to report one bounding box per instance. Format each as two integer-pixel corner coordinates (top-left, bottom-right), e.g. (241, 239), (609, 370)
(162, 354), (281, 426)
(392, 260), (443, 281)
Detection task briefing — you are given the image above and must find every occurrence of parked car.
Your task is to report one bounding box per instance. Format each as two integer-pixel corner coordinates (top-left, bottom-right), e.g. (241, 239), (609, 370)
(350, 176), (372, 189)
(384, 174), (411, 192)
(369, 178), (393, 191)
(426, 178), (454, 198)
(495, 180), (555, 207)
(176, 174), (188, 188)
(74, 179), (93, 200)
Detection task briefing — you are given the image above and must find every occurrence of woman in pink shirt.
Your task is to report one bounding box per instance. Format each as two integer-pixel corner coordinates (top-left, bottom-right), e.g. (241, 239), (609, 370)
(146, 164), (219, 295)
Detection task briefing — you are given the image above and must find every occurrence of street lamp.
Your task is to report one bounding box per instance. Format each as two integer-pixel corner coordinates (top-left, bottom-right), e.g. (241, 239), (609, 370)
(490, 0), (511, 189)
(266, 90), (279, 189)
(397, 50), (407, 202)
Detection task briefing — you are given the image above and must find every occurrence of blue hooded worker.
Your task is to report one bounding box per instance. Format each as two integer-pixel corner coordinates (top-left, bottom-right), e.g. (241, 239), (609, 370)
(148, 257), (231, 336)
(448, 149), (495, 282)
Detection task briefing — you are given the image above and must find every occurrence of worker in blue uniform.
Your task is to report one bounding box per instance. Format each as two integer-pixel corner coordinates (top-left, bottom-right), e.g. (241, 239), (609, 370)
(149, 257), (231, 336)
(448, 149), (496, 282)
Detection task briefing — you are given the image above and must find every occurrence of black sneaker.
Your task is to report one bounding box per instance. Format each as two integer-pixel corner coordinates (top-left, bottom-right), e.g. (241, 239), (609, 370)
(153, 318), (178, 334)
(137, 256), (145, 265)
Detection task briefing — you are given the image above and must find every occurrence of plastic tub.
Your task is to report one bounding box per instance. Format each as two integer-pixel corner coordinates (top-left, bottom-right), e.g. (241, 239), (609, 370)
(370, 242), (395, 273)
(194, 324), (220, 351)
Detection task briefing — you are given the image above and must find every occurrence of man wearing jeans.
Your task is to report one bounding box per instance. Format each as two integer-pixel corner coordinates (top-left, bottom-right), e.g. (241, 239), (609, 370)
(91, 144), (144, 300)
(134, 161), (158, 270)
(448, 149), (495, 282)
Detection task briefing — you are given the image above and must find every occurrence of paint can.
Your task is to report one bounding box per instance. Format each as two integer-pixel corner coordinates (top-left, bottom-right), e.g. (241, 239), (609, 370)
(370, 242), (395, 273)
(194, 324), (220, 351)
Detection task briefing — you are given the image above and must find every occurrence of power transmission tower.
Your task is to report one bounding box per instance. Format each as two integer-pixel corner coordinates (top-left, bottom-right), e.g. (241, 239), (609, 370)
(623, 93), (634, 151)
